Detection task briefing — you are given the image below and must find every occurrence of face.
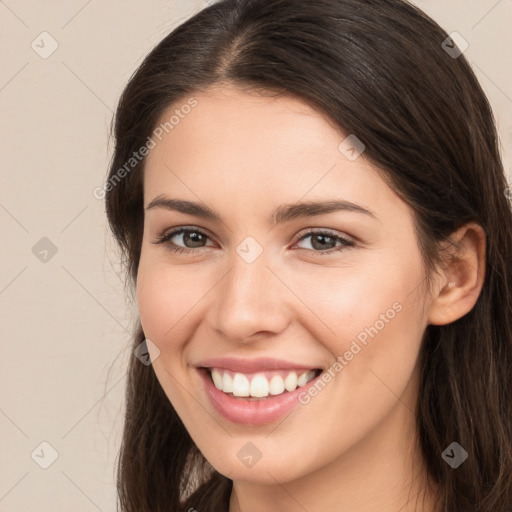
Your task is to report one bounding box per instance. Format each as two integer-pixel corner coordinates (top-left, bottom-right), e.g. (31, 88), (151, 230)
(136, 85), (434, 484)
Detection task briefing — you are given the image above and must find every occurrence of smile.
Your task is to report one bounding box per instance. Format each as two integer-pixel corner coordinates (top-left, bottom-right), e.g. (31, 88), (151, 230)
(209, 368), (320, 399)
(197, 362), (325, 425)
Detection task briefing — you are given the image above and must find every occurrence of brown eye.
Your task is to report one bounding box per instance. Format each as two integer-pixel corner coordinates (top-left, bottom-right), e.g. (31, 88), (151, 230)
(173, 230), (208, 248)
(153, 227), (214, 254)
(295, 230), (355, 256)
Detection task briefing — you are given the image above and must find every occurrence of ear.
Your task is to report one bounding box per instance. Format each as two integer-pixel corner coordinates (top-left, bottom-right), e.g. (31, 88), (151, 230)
(428, 222), (486, 326)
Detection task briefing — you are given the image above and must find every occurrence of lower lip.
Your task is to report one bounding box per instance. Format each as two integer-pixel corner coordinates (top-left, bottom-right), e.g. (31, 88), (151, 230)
(197, 368), (322, 426)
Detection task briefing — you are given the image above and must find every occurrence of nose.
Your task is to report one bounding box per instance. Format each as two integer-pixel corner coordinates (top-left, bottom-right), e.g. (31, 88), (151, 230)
(208, 249), (292, 344)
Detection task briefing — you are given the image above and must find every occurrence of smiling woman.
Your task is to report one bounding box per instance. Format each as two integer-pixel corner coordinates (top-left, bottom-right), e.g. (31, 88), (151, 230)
(104, 1), (512, 511)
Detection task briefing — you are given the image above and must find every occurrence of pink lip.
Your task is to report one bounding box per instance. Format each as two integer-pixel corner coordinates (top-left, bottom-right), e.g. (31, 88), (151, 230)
(196, 356), (322, 373)
(197, 368), (323, 426)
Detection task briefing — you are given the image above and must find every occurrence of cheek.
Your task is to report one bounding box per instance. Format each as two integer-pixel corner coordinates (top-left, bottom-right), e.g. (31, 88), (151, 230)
(287, 262), (426, 464)
(295, 248), (427, 383)
(136, 259), (204, 415)
(293, 259), (415, 337)
(136, 258), (199, 347)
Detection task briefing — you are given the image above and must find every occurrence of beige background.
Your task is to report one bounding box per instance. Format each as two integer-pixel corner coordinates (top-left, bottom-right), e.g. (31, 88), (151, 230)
(1, 1), (511, 510)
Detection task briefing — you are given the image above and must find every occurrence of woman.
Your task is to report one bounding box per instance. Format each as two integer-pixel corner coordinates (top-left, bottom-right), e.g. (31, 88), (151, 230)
(104, 0), (512, 510)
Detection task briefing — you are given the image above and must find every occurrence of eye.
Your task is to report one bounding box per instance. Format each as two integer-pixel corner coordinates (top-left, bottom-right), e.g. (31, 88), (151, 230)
(152, 227), (214, 254)
(293, 229), (355, 256)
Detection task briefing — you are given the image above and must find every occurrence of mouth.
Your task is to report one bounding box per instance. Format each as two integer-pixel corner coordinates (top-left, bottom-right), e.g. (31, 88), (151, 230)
(196, 366), (325, 426)
(201, 367), (323, 400)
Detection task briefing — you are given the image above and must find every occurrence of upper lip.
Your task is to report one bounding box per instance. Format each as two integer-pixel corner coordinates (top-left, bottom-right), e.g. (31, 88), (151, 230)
(196, 357), (322, 374)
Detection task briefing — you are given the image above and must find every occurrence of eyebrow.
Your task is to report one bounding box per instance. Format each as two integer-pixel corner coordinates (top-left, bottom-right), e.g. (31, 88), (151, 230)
(145, 195), (378, 225)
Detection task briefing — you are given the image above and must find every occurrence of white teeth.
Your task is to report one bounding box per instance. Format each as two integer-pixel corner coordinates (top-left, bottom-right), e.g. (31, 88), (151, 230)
(211, 368), (223, 390)
(269, 375), (285, 395)
(284, 372), (298, 392)
(232, 373), (250, 397)
(250, 374), (269, 397)
(209, 369), (318, 398)
(297, 370), (316, 387)
(222, 372), (233, 393)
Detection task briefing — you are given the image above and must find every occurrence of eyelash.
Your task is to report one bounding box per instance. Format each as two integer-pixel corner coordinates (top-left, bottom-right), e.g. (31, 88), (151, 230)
(151, 226), (356, 256)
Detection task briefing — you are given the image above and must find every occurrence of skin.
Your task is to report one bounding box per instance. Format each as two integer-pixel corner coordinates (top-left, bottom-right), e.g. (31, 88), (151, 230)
(136, 84), (486, 512)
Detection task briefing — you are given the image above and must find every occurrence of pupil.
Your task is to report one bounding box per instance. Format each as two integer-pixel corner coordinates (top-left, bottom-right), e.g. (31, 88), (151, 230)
(186, 232), (204, 247)
(313, 234), (334, 250)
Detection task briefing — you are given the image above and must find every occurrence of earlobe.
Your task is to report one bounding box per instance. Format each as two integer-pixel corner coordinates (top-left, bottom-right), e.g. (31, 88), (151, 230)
(428, 222), (486, 326)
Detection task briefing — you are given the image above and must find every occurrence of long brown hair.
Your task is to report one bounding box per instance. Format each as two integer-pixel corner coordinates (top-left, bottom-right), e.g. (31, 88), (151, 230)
(104, 0), (512, 510)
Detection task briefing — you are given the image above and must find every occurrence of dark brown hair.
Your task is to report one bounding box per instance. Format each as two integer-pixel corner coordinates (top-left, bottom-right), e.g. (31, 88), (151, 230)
(104, 0), (512, 510)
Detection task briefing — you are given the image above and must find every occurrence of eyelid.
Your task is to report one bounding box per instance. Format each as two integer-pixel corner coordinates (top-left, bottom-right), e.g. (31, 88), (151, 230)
(294, 227), (354, 243)
(151, 226), (215, 247)
(154, 225), (213, 239)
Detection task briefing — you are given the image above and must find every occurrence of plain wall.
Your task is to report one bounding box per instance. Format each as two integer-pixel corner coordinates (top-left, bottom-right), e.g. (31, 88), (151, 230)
(1, 1), (511, 510)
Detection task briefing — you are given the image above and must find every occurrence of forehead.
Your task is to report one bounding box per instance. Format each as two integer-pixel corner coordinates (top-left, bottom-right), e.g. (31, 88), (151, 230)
(149, 85), (345, 158)
(142, 85), (405, 225)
